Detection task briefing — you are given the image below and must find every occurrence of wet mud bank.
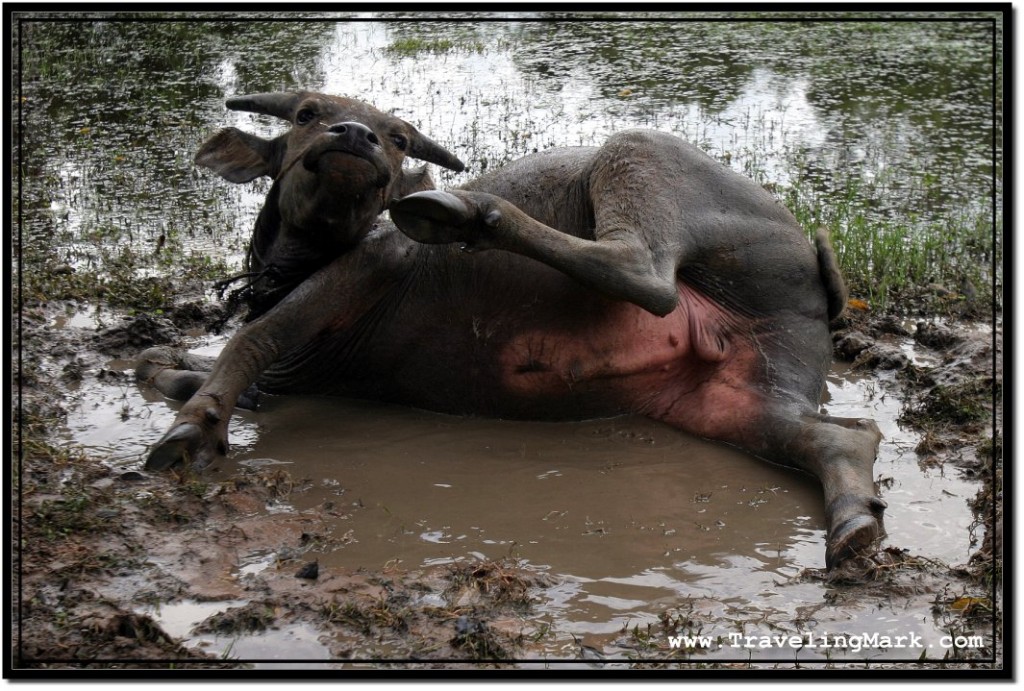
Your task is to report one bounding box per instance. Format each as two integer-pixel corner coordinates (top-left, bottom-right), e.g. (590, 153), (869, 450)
(827, 301), (1002, 591)
(12, 281), (1002, 670)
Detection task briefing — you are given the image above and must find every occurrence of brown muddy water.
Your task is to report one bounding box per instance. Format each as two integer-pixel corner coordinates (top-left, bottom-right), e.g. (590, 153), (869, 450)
(59, 321), (981, 665)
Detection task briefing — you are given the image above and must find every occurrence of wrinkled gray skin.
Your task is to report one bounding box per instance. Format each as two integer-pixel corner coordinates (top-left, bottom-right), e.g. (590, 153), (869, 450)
(137, 91), (884, 569)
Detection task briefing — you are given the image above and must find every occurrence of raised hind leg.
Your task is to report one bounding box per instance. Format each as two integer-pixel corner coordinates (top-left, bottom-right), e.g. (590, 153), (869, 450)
(390, 131), (691, 317)
(135, 345), (260, 411)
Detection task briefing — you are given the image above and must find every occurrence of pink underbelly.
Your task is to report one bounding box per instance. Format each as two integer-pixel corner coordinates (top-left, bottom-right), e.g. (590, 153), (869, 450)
(495, 282), (762, 436)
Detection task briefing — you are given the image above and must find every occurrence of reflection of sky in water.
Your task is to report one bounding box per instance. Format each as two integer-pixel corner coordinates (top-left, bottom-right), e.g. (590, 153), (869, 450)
(29, 19), (997, 278)
(210, 20), (990, 229)
(313, 24), (829, 175)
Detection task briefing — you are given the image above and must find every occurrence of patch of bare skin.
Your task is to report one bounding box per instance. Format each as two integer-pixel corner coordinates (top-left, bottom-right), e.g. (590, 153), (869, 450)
(14, 289), (1000, 668)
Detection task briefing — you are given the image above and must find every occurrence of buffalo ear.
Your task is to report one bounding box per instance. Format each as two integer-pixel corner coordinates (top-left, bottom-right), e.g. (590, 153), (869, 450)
(195, 128), (283, 183)
(403, 122), (465, 172)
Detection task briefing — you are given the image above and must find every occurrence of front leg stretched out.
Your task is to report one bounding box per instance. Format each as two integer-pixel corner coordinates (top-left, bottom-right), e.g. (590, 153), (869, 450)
(142, 251), (404, 473)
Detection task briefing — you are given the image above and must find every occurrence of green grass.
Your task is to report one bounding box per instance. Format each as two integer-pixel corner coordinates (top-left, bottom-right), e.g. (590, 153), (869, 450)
(385, 36), (485, 57)
(17, 236), (231, 313)
(782, 172), (997, 310)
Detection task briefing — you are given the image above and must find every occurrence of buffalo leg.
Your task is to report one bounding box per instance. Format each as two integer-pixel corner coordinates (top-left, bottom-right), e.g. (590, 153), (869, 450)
(763, 410), (885, 568)
(144, 259), (399, 471)
(790, 413), (888, 569)
(391, 132), (691, 318)
(657, 395), (884, 568)
(810, 416), (887, 567)
(135, 346), (259, 410)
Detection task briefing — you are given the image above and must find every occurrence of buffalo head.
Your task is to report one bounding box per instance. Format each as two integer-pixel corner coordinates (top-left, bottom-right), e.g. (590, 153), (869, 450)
(195, 91), (465, 248)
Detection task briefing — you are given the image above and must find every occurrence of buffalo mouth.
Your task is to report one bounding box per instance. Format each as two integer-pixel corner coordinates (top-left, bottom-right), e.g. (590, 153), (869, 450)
(301, 134), (391, 188)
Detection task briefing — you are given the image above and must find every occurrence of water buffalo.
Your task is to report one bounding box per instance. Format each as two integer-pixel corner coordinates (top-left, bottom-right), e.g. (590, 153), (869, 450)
(138, 91), (884, 568)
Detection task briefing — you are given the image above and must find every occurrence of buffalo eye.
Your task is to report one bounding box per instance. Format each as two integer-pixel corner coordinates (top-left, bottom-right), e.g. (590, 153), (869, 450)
(295, 108), (317, 126)
(390, 134), (408, 151)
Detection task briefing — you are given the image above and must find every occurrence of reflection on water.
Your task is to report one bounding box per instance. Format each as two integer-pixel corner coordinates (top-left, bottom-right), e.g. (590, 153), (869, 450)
(19, 16), (998, 275)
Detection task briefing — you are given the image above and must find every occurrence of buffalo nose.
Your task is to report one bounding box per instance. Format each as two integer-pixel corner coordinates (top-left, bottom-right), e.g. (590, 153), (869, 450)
(327, 121), (380, 146)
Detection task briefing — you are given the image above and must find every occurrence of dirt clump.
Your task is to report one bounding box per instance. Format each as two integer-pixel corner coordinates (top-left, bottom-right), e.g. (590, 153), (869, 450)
(193, 601), (278, 635)
(93, 313), (182, 354)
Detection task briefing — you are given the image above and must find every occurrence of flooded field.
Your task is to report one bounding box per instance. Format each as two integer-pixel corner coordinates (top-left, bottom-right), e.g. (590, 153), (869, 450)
(14, 13), (1001, 670)
(19, 16), (998, 285)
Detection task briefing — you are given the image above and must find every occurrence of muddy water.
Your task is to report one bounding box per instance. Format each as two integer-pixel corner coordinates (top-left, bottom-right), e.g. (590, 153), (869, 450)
(63, 331), (980, 663)
(237, 390), (978, 663)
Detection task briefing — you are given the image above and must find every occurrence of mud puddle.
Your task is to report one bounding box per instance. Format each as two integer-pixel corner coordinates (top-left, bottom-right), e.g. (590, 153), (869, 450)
(139, 599), (332, 667)
(59, 322), (982, 664)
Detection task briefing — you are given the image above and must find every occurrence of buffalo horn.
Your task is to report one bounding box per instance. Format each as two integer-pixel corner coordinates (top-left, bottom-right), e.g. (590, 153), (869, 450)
(408, 129), (466, 172)
(225, 92), (302, 121)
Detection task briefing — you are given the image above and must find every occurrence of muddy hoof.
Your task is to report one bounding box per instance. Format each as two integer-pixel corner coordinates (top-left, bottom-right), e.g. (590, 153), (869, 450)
(825, 514), (883, 569)
(145, 423), (204, 471)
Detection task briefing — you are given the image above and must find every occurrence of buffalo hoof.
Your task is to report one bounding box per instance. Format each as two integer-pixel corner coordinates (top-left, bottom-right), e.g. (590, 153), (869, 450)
(391, 190), (473, 244)
(145, 422), (223, 472)
(392, 190), (503, 252)
(825, 514), (883, 569)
